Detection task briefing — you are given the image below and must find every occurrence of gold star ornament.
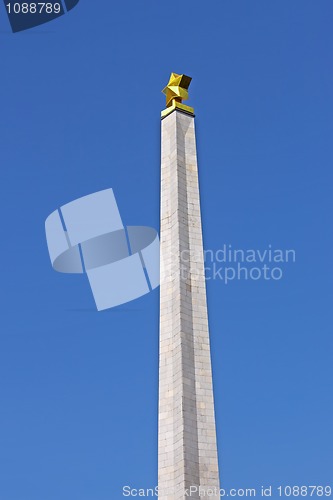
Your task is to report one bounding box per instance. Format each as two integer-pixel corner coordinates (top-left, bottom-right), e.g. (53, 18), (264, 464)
(161, 73), (194, 118)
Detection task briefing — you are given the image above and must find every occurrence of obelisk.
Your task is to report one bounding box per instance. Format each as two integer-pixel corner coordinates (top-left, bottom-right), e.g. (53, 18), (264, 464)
(158, 74), (220, 499)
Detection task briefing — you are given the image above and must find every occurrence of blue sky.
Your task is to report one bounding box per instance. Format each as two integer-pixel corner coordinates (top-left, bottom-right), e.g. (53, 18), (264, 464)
(0, 1), (332, 499)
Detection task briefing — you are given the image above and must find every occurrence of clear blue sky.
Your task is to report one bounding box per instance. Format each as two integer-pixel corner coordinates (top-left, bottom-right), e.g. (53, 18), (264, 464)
(0, 1), (332, 499)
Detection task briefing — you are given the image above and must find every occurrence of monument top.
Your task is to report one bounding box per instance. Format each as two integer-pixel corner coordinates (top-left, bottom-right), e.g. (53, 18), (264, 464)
(161, 72), (195, 119)
(162, 73), (192, 107)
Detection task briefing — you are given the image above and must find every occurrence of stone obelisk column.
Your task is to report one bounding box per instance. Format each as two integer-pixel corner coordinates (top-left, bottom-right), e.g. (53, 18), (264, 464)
(158, 74), (220, 500)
